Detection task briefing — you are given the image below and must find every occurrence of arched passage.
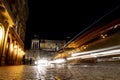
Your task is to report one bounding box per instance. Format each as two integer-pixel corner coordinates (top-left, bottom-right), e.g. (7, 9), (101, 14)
(0, 23), (5, 65)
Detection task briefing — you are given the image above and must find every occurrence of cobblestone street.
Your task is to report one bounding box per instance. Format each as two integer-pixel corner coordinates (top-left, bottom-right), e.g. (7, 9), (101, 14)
(0, 62), (120, 80)
(0, 65), (41, 80)
(56, 62), (120, 80)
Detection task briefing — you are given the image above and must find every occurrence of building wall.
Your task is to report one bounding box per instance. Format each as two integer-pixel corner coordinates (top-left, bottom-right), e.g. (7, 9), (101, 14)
(40, 39), (66, 51)
(0, 0), (28, 66)
(25, 38), (66, 65)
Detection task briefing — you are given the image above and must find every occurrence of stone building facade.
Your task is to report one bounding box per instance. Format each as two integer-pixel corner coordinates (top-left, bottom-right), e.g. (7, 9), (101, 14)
(25, 37), (66, 65)
(0, 0), (28, 65)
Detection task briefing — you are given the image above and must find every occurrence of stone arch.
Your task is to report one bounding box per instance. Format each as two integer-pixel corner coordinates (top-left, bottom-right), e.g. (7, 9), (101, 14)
(0, 23), (5, 64)
(4, 34), (10, 65)
(8, 33), (14, 64)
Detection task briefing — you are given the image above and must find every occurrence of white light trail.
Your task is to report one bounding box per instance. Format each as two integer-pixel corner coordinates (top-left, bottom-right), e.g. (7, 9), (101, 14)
(67, 47), (120, 60)
(71, 45), (120, 57)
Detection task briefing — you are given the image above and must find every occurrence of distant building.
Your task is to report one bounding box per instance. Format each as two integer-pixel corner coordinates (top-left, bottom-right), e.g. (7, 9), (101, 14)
(25, 36), (66, 65)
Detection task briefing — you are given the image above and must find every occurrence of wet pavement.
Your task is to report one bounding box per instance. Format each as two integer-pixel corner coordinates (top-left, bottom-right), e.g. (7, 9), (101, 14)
(0, 65), (40, 80)
(0, 62), (120, 80)
(58, 63), (120, 80)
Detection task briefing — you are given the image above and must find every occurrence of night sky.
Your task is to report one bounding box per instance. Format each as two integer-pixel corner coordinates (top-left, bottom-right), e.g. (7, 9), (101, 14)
(24, 0), (120, 50)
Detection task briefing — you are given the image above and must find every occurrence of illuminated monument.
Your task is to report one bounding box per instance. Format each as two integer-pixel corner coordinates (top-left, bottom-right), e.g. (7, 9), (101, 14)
(25, 35), (66, 64)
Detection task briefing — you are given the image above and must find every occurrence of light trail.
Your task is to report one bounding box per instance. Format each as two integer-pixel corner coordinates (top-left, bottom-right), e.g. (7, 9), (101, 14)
(67, 45), (120, 60)
(72, 45), (120, 57)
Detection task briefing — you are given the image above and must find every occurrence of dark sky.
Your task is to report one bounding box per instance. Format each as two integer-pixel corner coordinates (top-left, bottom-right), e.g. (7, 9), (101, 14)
(25, 0), (120, 50)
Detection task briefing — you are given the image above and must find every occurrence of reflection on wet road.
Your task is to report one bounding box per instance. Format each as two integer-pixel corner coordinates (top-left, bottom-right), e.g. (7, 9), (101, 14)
(0, 65), (40, 80)
(0, 62), (120, 80)
(0, 65), (62, 80)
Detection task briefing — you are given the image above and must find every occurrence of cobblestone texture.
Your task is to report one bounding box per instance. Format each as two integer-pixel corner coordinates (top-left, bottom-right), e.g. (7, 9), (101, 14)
(55, 62), (120, 80)
(0, 62), (120, 80)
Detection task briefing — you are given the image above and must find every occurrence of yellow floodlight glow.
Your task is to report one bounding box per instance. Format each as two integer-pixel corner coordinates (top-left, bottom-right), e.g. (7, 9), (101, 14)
(0, 27), (4, 40)
(10, 43), (13, 52)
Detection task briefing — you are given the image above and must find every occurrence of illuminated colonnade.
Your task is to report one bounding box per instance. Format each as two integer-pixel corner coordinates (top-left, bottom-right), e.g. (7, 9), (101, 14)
(0, 0), (28, 65)
(0, 23), (25, 65)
